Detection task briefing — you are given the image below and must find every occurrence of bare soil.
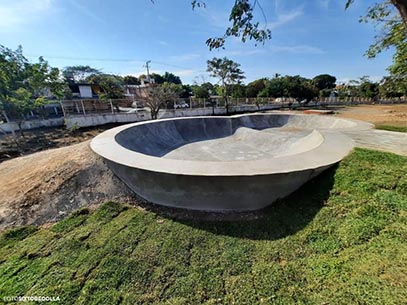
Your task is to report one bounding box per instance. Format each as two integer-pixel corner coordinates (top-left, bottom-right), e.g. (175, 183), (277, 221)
(0, 141), (135, 231)
(334, 104), (407, 127)
(1, 104), (406, 231)
(0, 124), (121, 163)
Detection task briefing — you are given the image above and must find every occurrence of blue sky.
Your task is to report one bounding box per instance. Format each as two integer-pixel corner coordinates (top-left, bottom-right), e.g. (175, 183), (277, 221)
(0, 0), (395, 84)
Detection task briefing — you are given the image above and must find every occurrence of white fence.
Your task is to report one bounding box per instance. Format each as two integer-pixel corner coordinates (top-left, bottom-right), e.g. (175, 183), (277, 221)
(2, 96), (406, 132)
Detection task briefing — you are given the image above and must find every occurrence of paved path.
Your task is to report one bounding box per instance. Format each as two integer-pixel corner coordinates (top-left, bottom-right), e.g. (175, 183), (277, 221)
(343, 129), (407, 156)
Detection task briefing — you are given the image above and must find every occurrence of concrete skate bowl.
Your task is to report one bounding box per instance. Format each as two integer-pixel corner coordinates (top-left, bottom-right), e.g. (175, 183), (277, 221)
(91, 113), (363, 211)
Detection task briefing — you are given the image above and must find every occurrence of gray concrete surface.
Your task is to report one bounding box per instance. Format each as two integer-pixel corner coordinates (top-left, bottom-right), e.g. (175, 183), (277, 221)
(343, 129), (407, 156)
(91, 113), (358, 211)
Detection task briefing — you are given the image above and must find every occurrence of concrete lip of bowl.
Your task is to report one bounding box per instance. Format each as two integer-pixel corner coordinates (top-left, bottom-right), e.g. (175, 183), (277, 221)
(91, 113), (368, 211)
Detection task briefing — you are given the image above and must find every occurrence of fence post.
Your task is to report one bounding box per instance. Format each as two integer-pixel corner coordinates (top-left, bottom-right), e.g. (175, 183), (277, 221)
(80, 100), (86, 116)
(59, 101), (67, 118)
(109, 99), (114, 114)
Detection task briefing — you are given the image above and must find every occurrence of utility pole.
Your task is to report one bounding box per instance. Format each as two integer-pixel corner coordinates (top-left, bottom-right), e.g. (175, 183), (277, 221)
(144, 60), (151, 83)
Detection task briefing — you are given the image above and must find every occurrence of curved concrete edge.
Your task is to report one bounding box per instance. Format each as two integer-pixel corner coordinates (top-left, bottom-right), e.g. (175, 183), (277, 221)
(90, 115), (355, 177)
(268, 110), (374, 131)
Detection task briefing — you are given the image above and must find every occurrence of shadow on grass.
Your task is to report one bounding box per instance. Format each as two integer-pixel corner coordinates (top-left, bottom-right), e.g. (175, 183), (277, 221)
(157, 164), (338, 241)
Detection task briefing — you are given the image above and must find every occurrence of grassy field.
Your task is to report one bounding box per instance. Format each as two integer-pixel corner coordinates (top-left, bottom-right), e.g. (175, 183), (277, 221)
(375, 124), (407, 133)
(0, 148), (406, 305)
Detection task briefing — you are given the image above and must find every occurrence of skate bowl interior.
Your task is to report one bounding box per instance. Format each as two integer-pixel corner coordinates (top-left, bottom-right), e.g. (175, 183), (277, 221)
(91, 113), (365, 211)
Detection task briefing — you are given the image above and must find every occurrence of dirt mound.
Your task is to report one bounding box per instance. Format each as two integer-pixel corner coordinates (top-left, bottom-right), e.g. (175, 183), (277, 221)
(0, 141), (134, 231)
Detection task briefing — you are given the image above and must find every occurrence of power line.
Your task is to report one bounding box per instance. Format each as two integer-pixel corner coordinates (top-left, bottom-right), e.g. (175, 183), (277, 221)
(24, 54), (206, 72)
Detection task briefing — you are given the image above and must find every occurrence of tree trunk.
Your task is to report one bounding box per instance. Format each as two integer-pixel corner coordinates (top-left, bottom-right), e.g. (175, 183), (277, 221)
(17, 121), (24, 137)
(225, 97), (229, 115)
(2, 110), (16, 137)
(391, 0), (407, 30)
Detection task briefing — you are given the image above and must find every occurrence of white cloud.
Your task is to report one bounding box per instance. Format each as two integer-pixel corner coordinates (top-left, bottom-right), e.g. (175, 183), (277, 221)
(270, 44), (325, 54)
(68, 0), (106, 24)
(220, 49), (266, 57)
(173, 69), (198, 77)
(195, 4), (229, 29)
(319, 0), (331, 10)
(158, 40), (170, 46)
(0, 0), (54, 30)
(268, 8), (304, 30)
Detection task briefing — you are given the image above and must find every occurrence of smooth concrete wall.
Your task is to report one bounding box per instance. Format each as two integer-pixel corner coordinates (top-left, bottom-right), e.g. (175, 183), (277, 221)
(65, 104), (282, 129)
(65, 112), (149, 129)
(106, 159), (330, 211)
(0, 117), (64, 133)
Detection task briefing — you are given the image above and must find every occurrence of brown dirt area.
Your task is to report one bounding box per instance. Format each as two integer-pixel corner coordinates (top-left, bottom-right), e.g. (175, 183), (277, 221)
(0, 104), (406, 231)
(334, 104), (407, 127)
(0, 124), (122, 163)
(0, 141), (135, 231)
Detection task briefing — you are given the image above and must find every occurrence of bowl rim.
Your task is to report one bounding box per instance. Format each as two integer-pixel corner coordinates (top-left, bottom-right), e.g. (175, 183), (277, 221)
(90, 113), (361, 176)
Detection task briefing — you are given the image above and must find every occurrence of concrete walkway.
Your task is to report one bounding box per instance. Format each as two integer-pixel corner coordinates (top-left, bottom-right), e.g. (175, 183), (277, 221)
(344, 129), (407, 156)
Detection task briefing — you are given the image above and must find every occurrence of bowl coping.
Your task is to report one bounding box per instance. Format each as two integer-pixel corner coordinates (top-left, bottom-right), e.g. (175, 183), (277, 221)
(90, 113), (361, 176)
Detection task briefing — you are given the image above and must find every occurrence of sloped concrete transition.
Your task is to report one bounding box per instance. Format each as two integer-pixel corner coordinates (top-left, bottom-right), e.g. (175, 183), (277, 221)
(91, 113), (372, 211)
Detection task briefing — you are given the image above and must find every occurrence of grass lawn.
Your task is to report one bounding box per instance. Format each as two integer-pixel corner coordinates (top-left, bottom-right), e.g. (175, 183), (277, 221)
(0, 148), (406, 305)
(375, 124), (407, 133)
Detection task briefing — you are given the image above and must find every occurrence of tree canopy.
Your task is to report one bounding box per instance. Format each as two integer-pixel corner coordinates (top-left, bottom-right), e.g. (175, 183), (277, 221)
(62, 65), (101, 83)
(207, 57), (245, 112)
(192, 0), (271, 50)
(87, 74), (125, 100)
(0, 45), (62, 134)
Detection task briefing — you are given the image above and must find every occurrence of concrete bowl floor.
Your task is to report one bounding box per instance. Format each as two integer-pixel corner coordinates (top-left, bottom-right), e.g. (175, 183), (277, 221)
(91, 113), (366, 211)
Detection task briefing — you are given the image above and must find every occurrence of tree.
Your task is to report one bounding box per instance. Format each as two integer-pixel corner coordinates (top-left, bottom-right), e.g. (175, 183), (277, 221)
(192, 0), (271, 50)
(87, 74), (124, 99)
(162, 72), (182, 84)
(87, 74), (125, 111)
(246, 78), (267, 97)
(201, 82), (214, 94)
(379, 75), (407, 97)
(62, 65), (100, 83)
(143, 85), (179, 119)
(230, 84), (246, 98)
(346, 1), (407, 80)
(312, 74), (337, 91)
(0, 45), (62, 135)
(150, 73), (165, 84)
(123, 75), (140, 85)
(207, 57), (245, 114)
(258, 75), (317, 104)
(358, 76), (379, 99)
(346, 0), (407, 30)
(192, 85), (210, 98)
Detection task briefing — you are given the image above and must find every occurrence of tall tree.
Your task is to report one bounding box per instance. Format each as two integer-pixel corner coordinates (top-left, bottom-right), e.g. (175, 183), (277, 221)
(123, 75), (140, 85)
(87, 74), (125, 111)
(143, 85), (179, 119)
(62, 65), (101, 83)
(207, 57), (245, 114)
(259, 75), (317, 103)
(312, 74), (337, 91)
(87, 74), (125, 99)
(346, 1), (407, 80)
(162, 72), (182, 84)
(0, 45), (62, 135)
(245, 78), (267, 97)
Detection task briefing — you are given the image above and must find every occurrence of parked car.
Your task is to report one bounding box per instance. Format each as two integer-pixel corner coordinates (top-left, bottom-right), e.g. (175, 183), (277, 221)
(174, 102), (189, 109)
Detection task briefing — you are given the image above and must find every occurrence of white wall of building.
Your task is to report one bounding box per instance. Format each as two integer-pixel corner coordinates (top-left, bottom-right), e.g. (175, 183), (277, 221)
(79, 85), (93, 98)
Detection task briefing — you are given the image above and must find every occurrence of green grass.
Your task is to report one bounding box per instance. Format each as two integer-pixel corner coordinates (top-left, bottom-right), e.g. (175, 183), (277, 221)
(1, 148), (407, 304)
(375, 124), (407, 132)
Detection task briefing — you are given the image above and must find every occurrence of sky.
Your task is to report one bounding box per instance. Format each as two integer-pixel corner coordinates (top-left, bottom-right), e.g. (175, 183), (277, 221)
(0, 0), (395, 84)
